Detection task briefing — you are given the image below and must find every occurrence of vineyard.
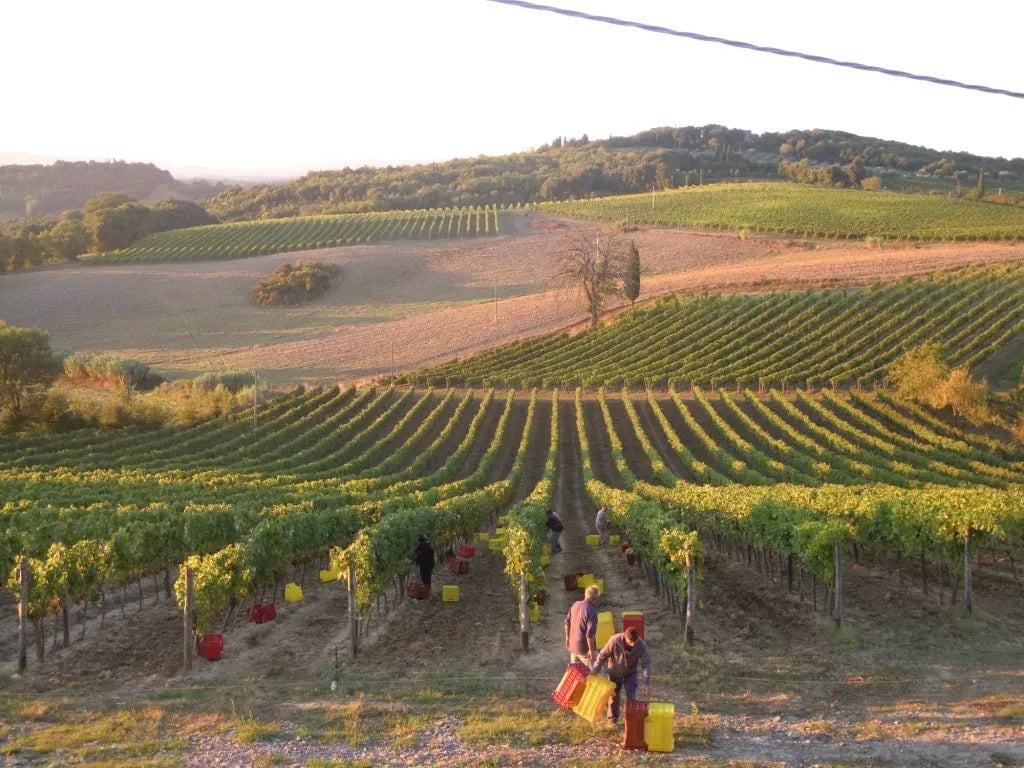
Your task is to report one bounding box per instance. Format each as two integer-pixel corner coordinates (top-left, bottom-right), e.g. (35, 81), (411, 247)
(540, 182), (1024, 241)
(4, 381), (1023, 672)
(415, 261), (1024, 388)
(89, 205), (506, 263)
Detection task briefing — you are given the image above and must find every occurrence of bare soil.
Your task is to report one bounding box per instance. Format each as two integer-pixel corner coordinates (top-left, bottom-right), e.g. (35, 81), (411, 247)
(3, 214), (1024, 386)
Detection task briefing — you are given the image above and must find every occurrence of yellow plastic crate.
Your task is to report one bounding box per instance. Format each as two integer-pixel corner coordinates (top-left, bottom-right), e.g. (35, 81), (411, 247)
(535, 571), (547, 586)
(488, 537), (505, 551)
(442, 585), (459, 602)
(318, 569), (338, 583)
(586, 534), (599, 547)
(644, 702), (674, 752)
(594, 578), (605, 595)
(576, 573), (594, 589)
(476, 532), (490, 542)
(572, 674), (616, 723)
(542, 543), (552, 555)
(284, 583), (303, 603)
(596, 610), (614, 648)
(497, 515), (508, 525)
(609, 534), (620, 546)
(494, 527), (507, 537)
(529, 602), (539, 622)
(540, 553), (551, 566)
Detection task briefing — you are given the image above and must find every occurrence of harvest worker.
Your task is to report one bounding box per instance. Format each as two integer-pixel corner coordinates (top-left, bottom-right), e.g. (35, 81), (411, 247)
(545, 509), (564, 553)
(413, 535), (435, 590)
(595, 505), (609, 545)
(591, 626), (652, 724)
(564, 584), (600, 665)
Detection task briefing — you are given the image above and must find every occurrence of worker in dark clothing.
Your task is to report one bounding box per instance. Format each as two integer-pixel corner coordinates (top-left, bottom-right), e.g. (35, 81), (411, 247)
(413, 535), (435, 588)
(591, 626), (652, 724)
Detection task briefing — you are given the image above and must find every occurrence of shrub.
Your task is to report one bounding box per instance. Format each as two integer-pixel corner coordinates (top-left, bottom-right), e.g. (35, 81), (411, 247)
(63, 352), (158, 388)
(192, 370), (255, 394)
(253, 260), (340, 306)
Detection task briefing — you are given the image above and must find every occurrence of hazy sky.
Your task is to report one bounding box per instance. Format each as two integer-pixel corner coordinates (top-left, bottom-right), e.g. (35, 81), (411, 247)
(5, 0), (1023, 175)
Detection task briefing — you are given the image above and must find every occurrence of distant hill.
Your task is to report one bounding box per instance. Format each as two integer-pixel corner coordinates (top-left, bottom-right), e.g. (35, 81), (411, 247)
(203, 125), (1024, 222)
(0, 160), (228, 218)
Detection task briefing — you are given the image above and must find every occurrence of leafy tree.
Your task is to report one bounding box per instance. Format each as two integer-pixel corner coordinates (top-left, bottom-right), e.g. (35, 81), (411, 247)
(889, 343), (949, 403)
(0, 322), (63, 420)
(845, 158), (865, 186)
(623, 240), (641, 305)
(46, 213), (90, 261)
(932, 367), (993, 425)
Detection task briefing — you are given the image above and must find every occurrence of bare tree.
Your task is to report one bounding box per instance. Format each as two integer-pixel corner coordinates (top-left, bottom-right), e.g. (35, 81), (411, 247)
(555, 230), (632, 327)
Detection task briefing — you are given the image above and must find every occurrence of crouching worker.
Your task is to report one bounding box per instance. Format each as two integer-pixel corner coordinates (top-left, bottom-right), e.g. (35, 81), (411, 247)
(590, 626), (651, 724)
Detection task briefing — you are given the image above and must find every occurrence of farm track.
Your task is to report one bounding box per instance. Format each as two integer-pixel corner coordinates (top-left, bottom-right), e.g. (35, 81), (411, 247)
(492, 398), (533, 491)
(636, 397), (691, 482)
(580, 399), (623, 488)
(606, 396), (654, 483)
(389, 395), (460, 474)
(453, 396), (503, 482)
(657, 394), (721, 474)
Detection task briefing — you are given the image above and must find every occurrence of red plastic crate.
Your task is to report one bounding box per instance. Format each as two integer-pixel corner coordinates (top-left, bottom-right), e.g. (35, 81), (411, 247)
(458, 544), (475, 559)
(534, 589), (548, 605)
(626, 552), (637, 565)
(407, 582), (430, 600)
(551, 662), (590, 710)
(562, 573), (577, 591)
(621, 541), (631, 552)
(623, 700), (649, 749)
(622, 613), (645, 640)
(246, 602), (276, 624)
(199, 633), (223, 661)
(448, 557), (470, 574)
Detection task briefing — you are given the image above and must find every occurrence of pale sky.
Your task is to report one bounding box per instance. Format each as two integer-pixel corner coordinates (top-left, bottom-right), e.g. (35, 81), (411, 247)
(4, 0), (1023, 176)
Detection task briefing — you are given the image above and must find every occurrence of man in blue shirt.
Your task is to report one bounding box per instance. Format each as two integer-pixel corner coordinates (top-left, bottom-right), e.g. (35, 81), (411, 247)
(591, 626), (652, 724)
(563, 584), (600, 665)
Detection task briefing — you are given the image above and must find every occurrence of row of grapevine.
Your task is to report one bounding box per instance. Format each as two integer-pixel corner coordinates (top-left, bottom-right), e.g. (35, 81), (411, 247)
(413, 262), (1024, 388)
(90, 206), (506, 264)
(539, 182), (1024, 241)
(5, 385), (1024, 667)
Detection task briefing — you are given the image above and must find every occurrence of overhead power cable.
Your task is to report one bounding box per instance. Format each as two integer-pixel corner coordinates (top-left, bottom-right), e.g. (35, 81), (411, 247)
(484, 0), (1024, 100)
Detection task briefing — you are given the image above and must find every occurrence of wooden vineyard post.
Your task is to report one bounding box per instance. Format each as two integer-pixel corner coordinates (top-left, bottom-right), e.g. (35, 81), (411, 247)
(183, 566), (194, 674)
(519, 572), (530, 652)
(18, 557), (28, 675)
(347, 563), (359, 658)
(833, 541), (843, 627)
(963, 529), (973, 615)
(685, 551), (697, 646)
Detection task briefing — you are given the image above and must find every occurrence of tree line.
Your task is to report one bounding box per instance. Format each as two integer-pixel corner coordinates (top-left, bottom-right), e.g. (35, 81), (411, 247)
(202, 125), (1024, 222)
(2, 125), (1022, 271)
(0, 194), (215, 272)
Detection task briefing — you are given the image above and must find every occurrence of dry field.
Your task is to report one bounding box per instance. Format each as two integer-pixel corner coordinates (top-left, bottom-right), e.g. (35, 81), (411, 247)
(2, 212), (1024, 386)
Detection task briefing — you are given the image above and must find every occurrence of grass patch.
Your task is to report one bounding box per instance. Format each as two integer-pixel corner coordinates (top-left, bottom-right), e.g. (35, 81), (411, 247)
(677, 705), (714, 747)
(457, 700), (602, 746)
(1, 706), (166, 755)
(842, 718), (941, 740)
(293, 697), (433, 748)
(965, 695), (1024, 719)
